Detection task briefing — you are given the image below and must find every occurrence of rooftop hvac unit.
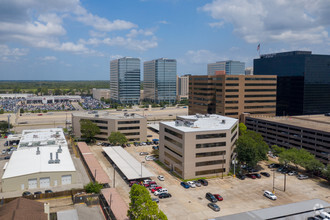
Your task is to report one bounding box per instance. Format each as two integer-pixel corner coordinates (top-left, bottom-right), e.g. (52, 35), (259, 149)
(47, 140), (55, 145)
(221, 120), (226, 124)
(57, 145), (62, 153)
(32, 141), (41, 146)
(48, 153), (54, 164)
(205, 114), (210, 117)
(54, 152), (60, 164)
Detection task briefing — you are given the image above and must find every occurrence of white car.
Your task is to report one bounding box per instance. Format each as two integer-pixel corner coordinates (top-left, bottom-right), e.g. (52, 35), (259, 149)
(154, 188), (168, 196)
(158, 175), (165, 181)
(264, 190), (277, 200)
(187, 181), (196, 188)
(288, 171), (297, 176)
(145, 155), (156, 161)
(297, 174), (309, 180)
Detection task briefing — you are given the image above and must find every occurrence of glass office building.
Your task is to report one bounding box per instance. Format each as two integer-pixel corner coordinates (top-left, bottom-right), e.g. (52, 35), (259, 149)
(208, 60), (245, 75)
(254, 51), (330, 116)
(144, 58), (177, 103)
(110, 57), (140, 104)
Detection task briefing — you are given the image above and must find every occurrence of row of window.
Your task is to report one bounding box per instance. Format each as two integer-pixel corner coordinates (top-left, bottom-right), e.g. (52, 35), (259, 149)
(122, 132), (140, 136)
(165, 128), (183, 139)
(164, 152), (182, 165)
(196, 142), (226, 149)
(118, 126), (140, 130)
(195, 168), (226, 176)
(164, 136), (182, 148)
(165, 145), (182, 157)
(117, 120), (140, 124)
(196, 133), (226, 139)
(196, 159), (226, 167)
(196, 151), (226, 158)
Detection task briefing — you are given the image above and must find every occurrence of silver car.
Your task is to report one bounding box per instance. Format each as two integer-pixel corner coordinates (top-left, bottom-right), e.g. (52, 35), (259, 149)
(208, 203), (220, 212)
(194, 180), (201, 187)
(297, 174), (309, 180)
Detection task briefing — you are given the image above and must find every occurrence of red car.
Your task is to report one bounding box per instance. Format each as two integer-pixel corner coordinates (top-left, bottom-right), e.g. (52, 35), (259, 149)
(144, 181), (157, 187)
(213, 194), (223, 201)
(246, 174), (256, 179)
(151, 186), (163, 193)
(129, 181), (142, 187)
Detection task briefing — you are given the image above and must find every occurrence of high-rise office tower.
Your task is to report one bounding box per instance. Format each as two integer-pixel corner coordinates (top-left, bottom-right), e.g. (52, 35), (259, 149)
(144, 58), (177, 103)
(177, 75), (190, 96)
(254, 51), (330, 116)
(110, 57), (140, 104)
(208, 60), (245, 75)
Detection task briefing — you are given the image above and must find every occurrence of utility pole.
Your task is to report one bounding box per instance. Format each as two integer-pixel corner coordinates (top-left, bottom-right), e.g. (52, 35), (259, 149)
(272, 169), (275, 194)
(222, 153), (224, 179)
(284, 173), (286, 192)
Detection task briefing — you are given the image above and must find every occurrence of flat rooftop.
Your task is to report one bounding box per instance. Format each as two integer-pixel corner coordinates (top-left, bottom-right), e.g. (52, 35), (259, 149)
(214, 199), (330, 220)
(3, 145), (76, 179)
(103, 146), (153, 180)
(161, 114), (238, 132)
(72, 111), (145, 120)
(248, 114), (330, 133)
(19, 128), (67, 148)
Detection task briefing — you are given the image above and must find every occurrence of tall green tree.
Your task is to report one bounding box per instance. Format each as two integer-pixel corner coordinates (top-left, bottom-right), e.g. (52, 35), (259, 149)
(108, 132), (127, 146)
(235, 130), (268, 168)
(84, 181), (103, 193)
(239, 123), (247, 136)
(128, 184), (167, 220)
(271, 145), (285, 156)
(323, 165), (330, 182)
(0, 121), (13, 133)
(80, 119), (100, 142)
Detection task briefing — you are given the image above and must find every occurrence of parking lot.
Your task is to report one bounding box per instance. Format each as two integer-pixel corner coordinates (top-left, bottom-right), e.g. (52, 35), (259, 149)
(88, 137), (330, 220)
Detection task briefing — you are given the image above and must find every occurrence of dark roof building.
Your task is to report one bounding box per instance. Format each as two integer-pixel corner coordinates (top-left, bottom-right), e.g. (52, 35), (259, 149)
(0, 197), (48, 220)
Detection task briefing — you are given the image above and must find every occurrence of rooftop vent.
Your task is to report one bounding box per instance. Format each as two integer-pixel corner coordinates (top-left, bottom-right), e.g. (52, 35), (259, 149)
(57, 145), (62, 153)
(36, 146), (40, 155)
(95, 114), (99, 118)
(48, 153), (54, 164)
(205, 114), (210, 117)
(54, 152), (60, 164)
(221, 120), (226, 124)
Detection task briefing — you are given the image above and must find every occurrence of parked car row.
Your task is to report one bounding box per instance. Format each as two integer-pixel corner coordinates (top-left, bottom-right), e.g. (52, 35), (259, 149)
(270, 164), (309, 180)
(22, 190), (53, 196)
(237, 172), (270, 180)
(180, 179), (208, 189)
(206, 192), (223, 212)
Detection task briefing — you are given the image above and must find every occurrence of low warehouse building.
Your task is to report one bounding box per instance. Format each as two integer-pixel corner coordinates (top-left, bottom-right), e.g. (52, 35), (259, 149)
(1, 128), (76, 192)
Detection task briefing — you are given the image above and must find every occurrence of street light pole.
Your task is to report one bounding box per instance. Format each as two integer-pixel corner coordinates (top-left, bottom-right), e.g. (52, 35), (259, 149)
(272, 169), (275, 194)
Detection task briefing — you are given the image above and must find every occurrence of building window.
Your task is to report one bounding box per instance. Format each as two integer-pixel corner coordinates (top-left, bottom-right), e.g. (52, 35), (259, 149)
(195, 168), (225, 176)
(165, 145), (182, 157)
(128, 138), (140, 141)
(231, 131), (238, 142)
(225, 112), (238, 116)
(196, 151), (226, 158)
(225, 95), (239, 98)
(196, 133), (226, 139)
(225, 100), (239, 104)
(122, 132), (140, 136)
(164, 136), (182, 148)
(90, 120), (108, 124)
(118, 126), (140, 130)
(245, 83), (277, 86)
(231, 124), (238, 134)
(196, 142), (226, 149)
(118, 120), (140, 124)
(225, 89), (239, 92)
(245, 100), (276, 103)
(164, 152), (182, 165)
(245, 78), (276, 81)
(226, 77), (239, 80)
(196, 160), (226, 167)
(98, 126), (108, 130)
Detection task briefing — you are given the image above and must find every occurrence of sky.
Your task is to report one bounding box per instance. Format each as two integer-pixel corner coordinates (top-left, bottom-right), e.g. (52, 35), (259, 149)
(1, 0), (330, 80)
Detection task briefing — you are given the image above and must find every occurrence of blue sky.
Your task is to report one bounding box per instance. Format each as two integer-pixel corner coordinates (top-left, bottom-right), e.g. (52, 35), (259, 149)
(1, 0), (330, 80)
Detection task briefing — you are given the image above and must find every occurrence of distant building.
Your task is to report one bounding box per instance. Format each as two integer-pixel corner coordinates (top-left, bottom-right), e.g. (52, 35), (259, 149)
(2, 128), (77, 192)
(245, 67), (253, 75)
(110, 57), (140, 104)
(254, 51), (330, 116)
(208, 60), (245, 75)
(188, 74), (277, 119)
(72, 111), (147, 142)
(243, 114), (330, 165)
(92, 88), (110, 101)
(144, 58), (177, 103)
(177, 75), (190, 101)
(159, 114), (238, 179)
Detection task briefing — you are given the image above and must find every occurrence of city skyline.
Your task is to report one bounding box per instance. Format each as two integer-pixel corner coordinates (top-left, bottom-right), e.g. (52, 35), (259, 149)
(1, 0), (330, 80)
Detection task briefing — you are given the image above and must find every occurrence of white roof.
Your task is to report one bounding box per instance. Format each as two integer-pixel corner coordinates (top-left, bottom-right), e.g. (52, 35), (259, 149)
(103, 146), (154, 180)
(19, 128), (67, 148)
(2, 146), (76, 179)
(161, 114), (238, 132)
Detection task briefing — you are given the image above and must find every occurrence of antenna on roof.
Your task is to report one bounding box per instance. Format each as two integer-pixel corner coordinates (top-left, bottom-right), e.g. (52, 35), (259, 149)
(48, 153), (54, 164)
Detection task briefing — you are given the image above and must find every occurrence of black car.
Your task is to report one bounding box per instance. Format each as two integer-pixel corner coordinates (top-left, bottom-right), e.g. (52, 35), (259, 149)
(158, 193), (171, 199)
(260, 172), (270, 177)
(198, 179), (208, 186)
(268, 163), (281, 168)
(45, 190), (53, 194)
(152, 146), (159, 150)
(22, 191), (31, 196)
(205, 192), (217, 203)
(4, 156), (10, 160)
(34, 191), (42, 195)
(253, 173), (261, 179)
(236, 173), (246, 180)
(152, 198), (159, 203)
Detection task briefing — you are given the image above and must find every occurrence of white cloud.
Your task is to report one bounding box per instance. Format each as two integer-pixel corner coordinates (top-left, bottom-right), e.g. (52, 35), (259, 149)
(40, 56), (57, 61)
(126, 29), (154, 38)
(209, 21), (224, 28)
(202, 0), (330, 44)
(158, 20), (169, 24)
(185, 49), (226, 64)
(0, 44), (28, 62)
